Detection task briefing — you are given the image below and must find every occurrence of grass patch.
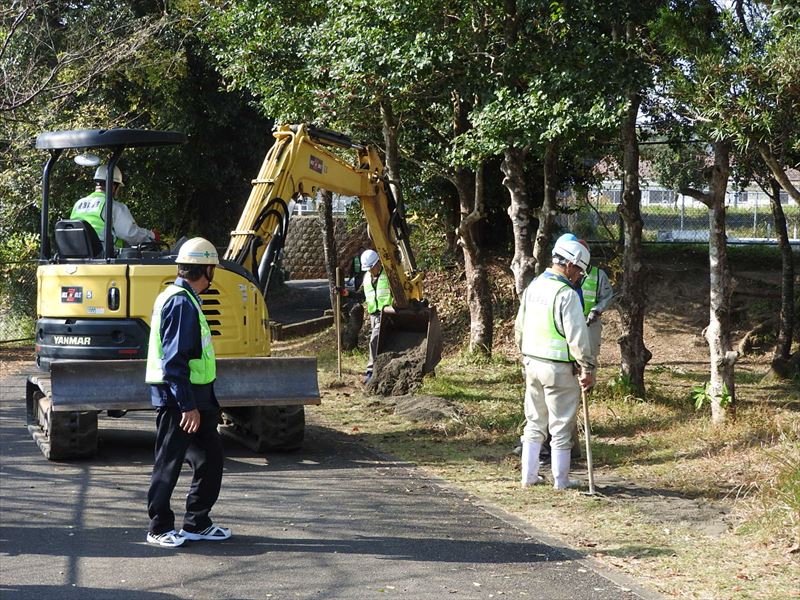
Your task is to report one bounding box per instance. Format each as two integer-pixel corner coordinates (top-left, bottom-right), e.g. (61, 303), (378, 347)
(287, 329), (800, 600)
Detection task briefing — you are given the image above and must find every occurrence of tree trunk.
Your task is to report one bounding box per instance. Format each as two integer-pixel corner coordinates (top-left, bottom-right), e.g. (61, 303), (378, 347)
(446, 189), (460, 255)
(455, 163), (493, 356)
(768, 177), (795, 376)
(380, 100), (404, 209)
(682, 141), (737, 423)
(617, 93), (651, 397)
(317, 190), (339, 310)
(502, 146), (537, 294)
(531, 141), (559, 276)
(452, 91), (492, 356)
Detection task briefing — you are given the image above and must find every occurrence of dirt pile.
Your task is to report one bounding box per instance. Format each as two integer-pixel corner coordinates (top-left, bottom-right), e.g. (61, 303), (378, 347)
(365, 343), (427, 396)
(380, 394), (459, 423)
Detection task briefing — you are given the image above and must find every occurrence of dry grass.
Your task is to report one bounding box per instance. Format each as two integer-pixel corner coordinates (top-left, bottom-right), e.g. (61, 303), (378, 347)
(286, 328), (800, 600)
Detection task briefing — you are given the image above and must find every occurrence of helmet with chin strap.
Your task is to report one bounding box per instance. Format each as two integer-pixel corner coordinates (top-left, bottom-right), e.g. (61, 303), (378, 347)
(175, 237), (219, 265)
(94, 165), (124, 186)
(552, 238), (590, 272)
(360, 249), (380, 269)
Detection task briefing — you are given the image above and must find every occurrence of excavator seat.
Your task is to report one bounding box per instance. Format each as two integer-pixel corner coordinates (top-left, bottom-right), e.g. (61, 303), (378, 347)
(54, 220), (102, 259)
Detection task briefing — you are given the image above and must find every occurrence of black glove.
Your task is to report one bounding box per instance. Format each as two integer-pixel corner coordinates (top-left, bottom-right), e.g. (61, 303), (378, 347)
(586, 311), (600, 326)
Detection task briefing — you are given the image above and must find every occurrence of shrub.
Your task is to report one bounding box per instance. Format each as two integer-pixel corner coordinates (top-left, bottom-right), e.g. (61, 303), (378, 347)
(0, 232), (39, 339)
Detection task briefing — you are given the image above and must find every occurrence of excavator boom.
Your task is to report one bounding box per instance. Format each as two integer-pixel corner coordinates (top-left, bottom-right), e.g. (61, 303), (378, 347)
(227, 124), (441, 373)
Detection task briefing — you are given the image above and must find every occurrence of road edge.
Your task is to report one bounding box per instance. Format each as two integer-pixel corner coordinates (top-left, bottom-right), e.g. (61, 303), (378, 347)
(354, 441), (667, 600)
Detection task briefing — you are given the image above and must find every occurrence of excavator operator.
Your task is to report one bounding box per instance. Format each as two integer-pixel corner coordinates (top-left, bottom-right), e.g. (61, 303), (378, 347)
(71, 165), (159, 248)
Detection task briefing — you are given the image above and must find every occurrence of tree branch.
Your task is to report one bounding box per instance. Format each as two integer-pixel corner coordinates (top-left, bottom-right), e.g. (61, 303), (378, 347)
(680, 186), (711, 207)
(759, 144), (800, 206)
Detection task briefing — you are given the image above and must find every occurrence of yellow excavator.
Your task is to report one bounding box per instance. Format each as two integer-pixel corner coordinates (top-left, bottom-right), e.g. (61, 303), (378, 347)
(26, 124), (441, 460)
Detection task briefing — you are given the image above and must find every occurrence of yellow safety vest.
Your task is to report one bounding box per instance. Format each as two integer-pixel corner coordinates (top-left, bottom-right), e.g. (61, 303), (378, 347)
(70, 191), (123, 248)
(145, 285), (216, 385)
(582, 266), (599, 316)
(518, 273), (574, 362)
(364, 270), (392, 315)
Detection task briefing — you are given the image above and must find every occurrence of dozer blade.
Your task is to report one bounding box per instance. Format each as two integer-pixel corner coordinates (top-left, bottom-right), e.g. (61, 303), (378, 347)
(376, 305), (443, 375)
(44, 357), (320, 412)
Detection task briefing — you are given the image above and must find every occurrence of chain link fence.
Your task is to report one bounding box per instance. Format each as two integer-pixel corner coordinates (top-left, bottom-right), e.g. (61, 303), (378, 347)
(0, 260), (37, 344)
(561, 195), (800, 244)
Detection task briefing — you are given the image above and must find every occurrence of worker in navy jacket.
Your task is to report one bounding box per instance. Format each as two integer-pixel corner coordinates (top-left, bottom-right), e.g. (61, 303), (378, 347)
(144, 237), (231, 548)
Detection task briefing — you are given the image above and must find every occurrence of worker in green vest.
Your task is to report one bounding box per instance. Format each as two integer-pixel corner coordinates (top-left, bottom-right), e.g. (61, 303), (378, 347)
(515, 237), (595, 489)
(351, 245), (366, 290)
(145, 237), (230, 548)
(578, 239), (614, 361)
(71, 165), (158, 248)
(361, 248), (393, 384)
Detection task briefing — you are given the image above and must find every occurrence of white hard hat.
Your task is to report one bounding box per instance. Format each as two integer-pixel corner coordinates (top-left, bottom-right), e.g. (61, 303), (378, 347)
(360, 249), (380, 269)
(176, 237), (219, 265)
(556, 233), (577, 245)
(94, 165), (124, 186)
(553, 239), (590, 272)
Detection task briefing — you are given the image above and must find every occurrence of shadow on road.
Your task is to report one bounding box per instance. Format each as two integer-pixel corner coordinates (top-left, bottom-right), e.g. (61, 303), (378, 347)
(0, 524), (564, 565)
(0, 586), (182, 600)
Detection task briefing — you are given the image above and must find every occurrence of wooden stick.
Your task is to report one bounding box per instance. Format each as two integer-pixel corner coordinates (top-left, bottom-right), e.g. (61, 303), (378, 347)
(582, 388), (596, 495)
(335, 267), (342, 379)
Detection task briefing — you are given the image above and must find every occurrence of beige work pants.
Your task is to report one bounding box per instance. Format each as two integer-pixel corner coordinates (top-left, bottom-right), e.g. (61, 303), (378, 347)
(520, 356), (580, 450)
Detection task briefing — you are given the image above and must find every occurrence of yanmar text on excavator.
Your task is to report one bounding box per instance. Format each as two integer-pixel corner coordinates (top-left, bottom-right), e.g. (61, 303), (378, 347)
(25, 124), (441, 460)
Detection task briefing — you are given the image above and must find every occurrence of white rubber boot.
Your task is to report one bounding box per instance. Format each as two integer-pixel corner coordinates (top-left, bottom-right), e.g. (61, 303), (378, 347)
(520, 440), (544, 487)
(552, 448), (581, 490)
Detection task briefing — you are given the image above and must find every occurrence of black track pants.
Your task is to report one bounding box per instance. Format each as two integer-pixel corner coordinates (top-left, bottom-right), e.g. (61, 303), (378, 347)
(147, 407), (224, 535)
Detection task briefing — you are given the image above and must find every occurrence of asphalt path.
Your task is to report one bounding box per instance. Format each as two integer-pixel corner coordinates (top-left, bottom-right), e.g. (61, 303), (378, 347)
(0, 364), (659, 600)
(267, 280), (332, 325)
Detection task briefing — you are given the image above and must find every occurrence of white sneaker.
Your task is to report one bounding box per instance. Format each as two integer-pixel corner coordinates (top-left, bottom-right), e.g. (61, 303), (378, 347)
(179, 524), (232, 541)
(146, 530), (186, 548)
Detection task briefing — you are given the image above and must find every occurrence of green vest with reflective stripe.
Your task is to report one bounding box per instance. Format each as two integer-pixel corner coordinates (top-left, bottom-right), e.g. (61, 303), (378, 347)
(145, 284), (216, 385)
(520, 274), (574, 362)
(353, 256), (362, 273)
(364, 270), (392, 314)
(582, 266), (599, 316)
(70, 190), (123, 248)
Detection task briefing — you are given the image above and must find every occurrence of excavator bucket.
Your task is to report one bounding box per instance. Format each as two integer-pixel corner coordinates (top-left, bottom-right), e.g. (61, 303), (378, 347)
(376, 305), (443, 375)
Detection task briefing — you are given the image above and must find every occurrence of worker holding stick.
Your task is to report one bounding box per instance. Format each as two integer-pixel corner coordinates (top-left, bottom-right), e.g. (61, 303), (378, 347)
(515, 236), (596, 489)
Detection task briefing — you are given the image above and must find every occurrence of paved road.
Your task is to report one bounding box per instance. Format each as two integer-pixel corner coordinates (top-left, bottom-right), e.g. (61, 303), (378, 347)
(0, 365), (658, 600)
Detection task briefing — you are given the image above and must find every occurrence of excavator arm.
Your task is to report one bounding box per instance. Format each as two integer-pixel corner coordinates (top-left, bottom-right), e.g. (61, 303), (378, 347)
(226, 124), (421, 307)
(227, 124), (441, 373)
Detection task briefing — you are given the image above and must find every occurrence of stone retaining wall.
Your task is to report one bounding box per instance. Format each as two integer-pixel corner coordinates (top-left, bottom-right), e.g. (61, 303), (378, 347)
(283, 216), (371, 280)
